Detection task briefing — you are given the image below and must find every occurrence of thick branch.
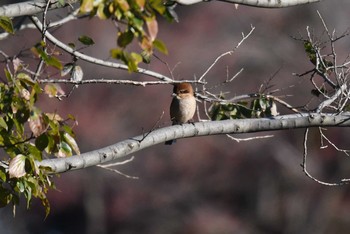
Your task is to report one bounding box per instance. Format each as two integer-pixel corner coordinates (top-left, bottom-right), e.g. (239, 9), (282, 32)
(37, 112), (350, 174)
(0, 0), (322, 18)
(219, 0), (321, 8)
(0, 0), (79, 18)
(176, 0), (321, 7)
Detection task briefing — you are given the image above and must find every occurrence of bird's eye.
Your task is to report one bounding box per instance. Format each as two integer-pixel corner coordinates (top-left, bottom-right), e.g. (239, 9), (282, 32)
(180, 89), (188, 93)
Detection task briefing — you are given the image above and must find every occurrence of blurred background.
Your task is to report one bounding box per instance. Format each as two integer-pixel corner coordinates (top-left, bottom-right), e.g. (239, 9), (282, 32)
(1, 0), (350, 233)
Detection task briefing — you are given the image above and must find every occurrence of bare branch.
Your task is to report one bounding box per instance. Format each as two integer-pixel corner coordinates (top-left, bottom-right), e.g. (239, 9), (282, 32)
(302, 128), (350, 186)
(198, 25), (255, 82)
(319, 128), (350, 156)
(97, 156), (139, 179)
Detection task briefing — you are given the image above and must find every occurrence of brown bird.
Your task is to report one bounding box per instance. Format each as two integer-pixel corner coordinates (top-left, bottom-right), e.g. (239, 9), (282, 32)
(165, 82), (196, 145)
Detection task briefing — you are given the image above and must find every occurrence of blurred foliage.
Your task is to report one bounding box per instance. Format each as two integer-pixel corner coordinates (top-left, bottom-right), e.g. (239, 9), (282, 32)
(304, 41), (333, 73)
(209, 96), (278, 120)
(0, 58), (79, 216)
(80, 0), (172, 71)
(0, 0), (179, 216)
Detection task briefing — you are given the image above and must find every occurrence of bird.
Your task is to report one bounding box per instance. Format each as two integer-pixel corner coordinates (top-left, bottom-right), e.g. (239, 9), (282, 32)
(165, 82), (196, 145)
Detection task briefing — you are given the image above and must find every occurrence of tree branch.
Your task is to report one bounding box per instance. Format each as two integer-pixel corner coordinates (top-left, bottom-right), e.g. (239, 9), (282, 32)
(30, 16), (174, 81)
(175, 0), (321, 8)
(0, 0), (79, 18)
(37, 112), (350, 174)
(38, 79), (204, 86)
(0, 0), (322, 18)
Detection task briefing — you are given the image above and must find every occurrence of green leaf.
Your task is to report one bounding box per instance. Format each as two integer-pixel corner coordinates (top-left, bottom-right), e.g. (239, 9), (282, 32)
(15, 108), (30, 123)
(68, 43), (76, 49)
(110, 48), (123, 59)
(149, 0), (166, 14)
(0, 116), (8, 131)
(58, 141), (72, 157)
(16, 73), (35, 86)
(62, 125), (74, 136)
(45, 56), (63, 70)
(32, 45), (62, 70)
(63, 132), (80, 155)
(0, 16), (14, 34)
(27, 144), (43, 161)
(153, 39), (168, 54)
(35, 134), (49, 151)
(0, 167), (6, 182)
(97, 4), (110, 19)
(57, 0), (65, 6)
(126, 57), (138, 72)
(78, 35), (95, 46)
(130, 52), (142, 65)
(141, 50), (151, 64)
(4, 68), (12, 81)
(117, 30), (134, 48)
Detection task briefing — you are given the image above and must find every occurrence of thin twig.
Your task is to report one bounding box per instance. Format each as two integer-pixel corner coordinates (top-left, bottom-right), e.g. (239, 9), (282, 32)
(198, 25), (255, 82)
(97, 156), (139, 179)
(226, 134), (274, 142)
(319, 128), (350, 156)
(302, 128), (349, 186)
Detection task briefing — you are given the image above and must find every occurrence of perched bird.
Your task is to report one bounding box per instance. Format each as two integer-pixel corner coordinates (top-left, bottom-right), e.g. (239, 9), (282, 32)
(165, 82), (196, 145)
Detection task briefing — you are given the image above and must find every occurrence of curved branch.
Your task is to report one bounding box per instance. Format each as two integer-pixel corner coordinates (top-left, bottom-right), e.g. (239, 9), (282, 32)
(37, 112), (350, 174)
(0, 0), (79, 18)
(30, 16), (173, 81)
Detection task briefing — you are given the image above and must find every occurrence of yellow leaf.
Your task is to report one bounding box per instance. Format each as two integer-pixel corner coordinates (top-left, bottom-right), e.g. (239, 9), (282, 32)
(80, 0), (94, 13)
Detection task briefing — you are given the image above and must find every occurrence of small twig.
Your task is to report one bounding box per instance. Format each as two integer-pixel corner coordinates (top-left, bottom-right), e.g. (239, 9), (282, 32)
(0, 134), (35, 148)
(316, 83), (347, 113)
(302, 128), (349, 186)
(153, 54), (179, 81)
(265, 95), (300, 113)
(32, 0), (52, 81)
(135, 111), (165, 143)
(97, 156), (139, 179)
(319, 128), (350, 156)
(198, 25), (255, 82)
(226, 134), (274, 142)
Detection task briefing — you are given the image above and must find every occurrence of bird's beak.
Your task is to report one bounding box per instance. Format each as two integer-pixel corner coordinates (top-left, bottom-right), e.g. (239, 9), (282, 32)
(171, 93), (177, 97)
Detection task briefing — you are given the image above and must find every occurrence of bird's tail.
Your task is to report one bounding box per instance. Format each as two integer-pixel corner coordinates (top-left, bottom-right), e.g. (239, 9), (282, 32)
(165, 139), (177, 145)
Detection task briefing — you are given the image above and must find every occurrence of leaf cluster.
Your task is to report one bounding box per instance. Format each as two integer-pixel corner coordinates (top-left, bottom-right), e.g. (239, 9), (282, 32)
(80, 0), (171, 71)
(0, 63), (79, 216)
(209, 96), (278, 120)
